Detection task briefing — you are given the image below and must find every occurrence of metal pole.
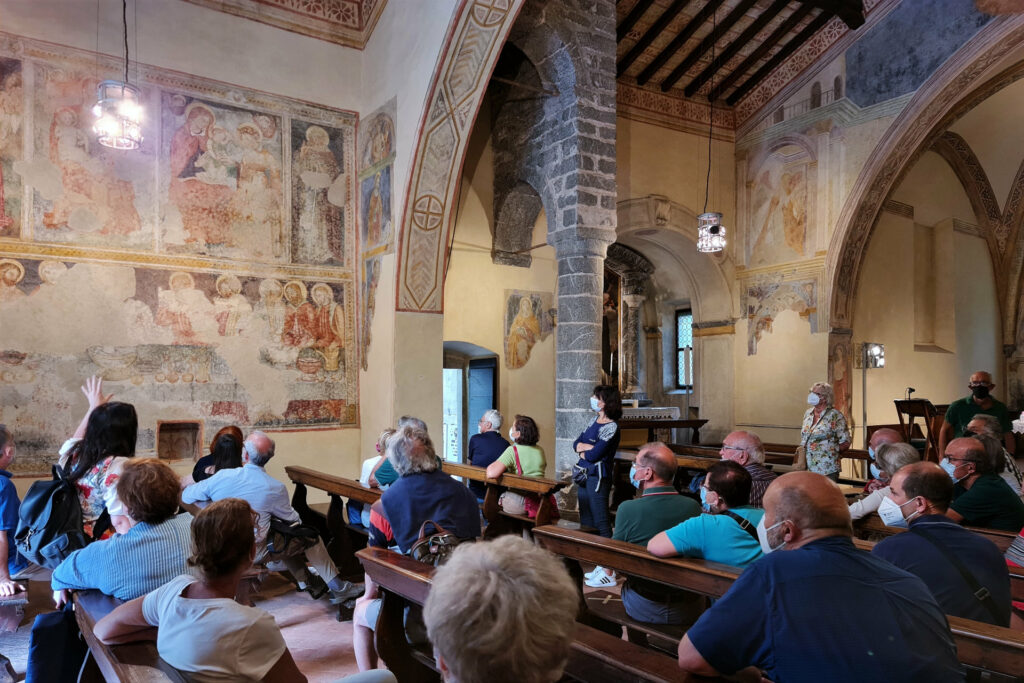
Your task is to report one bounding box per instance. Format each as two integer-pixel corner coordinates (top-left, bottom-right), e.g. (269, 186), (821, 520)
(861, 343), (868, 449)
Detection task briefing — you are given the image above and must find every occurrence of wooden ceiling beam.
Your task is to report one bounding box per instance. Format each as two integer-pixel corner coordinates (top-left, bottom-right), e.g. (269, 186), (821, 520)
(618, 0), (658, 41)
(706, 3), (814, 102)
(795, 0), (864, 29)
(617, 0), (692, 77)
(726, 10), (832, 105)
(683, 0), (790, 97)
(636, 0), (726, 86)
(659, 0), (759, 93)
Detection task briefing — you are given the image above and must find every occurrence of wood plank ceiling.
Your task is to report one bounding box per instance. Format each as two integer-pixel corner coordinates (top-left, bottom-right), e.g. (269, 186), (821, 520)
(617, 0), (866, 107)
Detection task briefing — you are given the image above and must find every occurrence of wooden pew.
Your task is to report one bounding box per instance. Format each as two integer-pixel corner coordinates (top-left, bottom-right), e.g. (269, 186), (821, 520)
(855, 512), (1017, 551)
(285, 465), (381, 579)
(532, 525), (1024, 679)
(355, 546), (715, 682)
(73, 590), (187, 683)
(441, 461), (570, 537)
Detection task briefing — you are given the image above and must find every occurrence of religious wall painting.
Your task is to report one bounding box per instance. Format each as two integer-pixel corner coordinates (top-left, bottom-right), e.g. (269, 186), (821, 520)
(747, 145), (813, 268)
(0, 256), (356, 475)
(0, 58), (23, 238)
(828, 333), (852, 423)
(291, 119), (349, 265)
(602, 270), (620, 381)
(358, 99), (395, 253)
(359, 254), (382, 370)
(160, 94), (285, 261)
(504, 289), (555, 370)
(744, 276), (819, 355)
(29, 62), (155, 248)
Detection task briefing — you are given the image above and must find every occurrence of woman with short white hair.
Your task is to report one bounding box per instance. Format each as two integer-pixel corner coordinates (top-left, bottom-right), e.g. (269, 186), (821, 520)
(799, 381), (851, 481)
(423, 536), (578, 683)
(849, 442), (920, 520)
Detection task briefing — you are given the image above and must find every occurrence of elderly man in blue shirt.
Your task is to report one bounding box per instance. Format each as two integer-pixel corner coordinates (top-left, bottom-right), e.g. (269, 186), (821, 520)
(677, 471), (964, 683)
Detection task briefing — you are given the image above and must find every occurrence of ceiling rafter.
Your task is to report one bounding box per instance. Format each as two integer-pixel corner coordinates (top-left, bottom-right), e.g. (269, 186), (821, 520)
(617, 0), (692, 77)
(637, 0), (727, 86)
(797, 0), (865, 29)
(618, 0), (658, 41)
(659, 0), (759, 93)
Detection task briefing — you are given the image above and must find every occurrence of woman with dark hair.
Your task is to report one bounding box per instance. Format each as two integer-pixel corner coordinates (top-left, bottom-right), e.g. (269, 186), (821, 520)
(58, 376), (137, 537)
(189, 426), (244, 484)
(573, 385), (622, 539)
(487, 415), (546, 516)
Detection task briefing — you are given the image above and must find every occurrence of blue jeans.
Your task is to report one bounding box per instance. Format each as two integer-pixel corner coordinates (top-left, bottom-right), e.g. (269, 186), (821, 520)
(578, 471), (612, 537)
(621, 583), (703, 626)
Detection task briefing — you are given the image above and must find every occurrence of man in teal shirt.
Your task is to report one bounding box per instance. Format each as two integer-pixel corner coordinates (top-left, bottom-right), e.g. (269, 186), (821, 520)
(587, 442), (700, 624)
(649, 460), (764, 569)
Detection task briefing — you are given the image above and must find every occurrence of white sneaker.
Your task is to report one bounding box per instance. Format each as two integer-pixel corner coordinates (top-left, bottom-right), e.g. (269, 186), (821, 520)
(584, 565), (605, 580)
(584, 570), (617, 588)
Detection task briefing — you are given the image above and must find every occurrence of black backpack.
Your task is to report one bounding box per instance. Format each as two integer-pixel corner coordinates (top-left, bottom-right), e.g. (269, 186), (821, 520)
(15, 465), (88, 568)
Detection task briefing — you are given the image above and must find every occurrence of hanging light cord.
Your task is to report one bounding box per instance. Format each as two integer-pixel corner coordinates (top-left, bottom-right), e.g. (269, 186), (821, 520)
(703, 5), (717, 215)
(122, 0), (129, 84)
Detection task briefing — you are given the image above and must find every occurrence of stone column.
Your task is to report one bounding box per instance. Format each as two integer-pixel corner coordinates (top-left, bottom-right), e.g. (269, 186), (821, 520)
(552, 235), (613, 483)
(621, 292), (646, 401)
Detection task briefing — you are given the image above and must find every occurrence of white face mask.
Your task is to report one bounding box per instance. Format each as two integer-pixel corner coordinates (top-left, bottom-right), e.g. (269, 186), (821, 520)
(877, 496), (909, 528)
(508, 427), (517, 442)
(807, 393), (820, 406)
(756, 516), (787, 554)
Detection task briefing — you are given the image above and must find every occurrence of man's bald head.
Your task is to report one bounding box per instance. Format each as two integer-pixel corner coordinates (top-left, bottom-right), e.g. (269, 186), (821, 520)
(637, 442), (678, 485)
(721, 430), (765, 465)
(970, 371), (993, 386)
(945, 436), (985, 461)
(763, 472), (852, 541)
(244, 430), (275, 467)
(868, 427), (903, 451)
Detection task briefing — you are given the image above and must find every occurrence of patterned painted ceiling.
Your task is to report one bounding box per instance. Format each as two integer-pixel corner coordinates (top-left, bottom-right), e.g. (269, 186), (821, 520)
(182, 0), (387, 48)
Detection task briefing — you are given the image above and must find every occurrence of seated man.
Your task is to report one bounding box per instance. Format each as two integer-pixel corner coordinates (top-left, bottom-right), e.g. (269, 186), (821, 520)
(353, 422), (480, 671)
(648, 460), (764, 569)
(423, 535), (578, 683)
(872, 461), (1010, 626)
(719, 430), (777, 507)
(588, 442), (700, 624)
(182, 430), (360, 602)
(967, 414), (1023, 497)
(677, 472), (964, 682)
(863, 427), (904, 493)
(51, 459), (192, 604)
(943, 437), (1024, 531)
(466, 409), (509, 500)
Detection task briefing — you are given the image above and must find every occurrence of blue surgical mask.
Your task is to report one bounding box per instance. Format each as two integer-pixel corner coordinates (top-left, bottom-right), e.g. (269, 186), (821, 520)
(940, 458), (965, 484)
(869, 463), (882, 480)
(807, 393), (820, 406)
(699, 487), (713, 512)
(590, 396), (601, 412)
(868, 446), (876, 461)
(629, 464), (642, 489)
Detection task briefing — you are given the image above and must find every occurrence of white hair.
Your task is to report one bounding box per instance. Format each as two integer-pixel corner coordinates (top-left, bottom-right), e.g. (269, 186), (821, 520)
(482, 409), (502, 430)
(810, 382), (835, 408)
(424, 536), (578, 683)
(244, 431), (275, 467)
(386, 425), (438, 476)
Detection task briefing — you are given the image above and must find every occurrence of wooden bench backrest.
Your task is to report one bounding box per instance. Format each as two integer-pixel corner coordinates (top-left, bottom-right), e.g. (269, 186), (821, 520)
(532, 525), (1024, 678)
(441, 461), (564, 496)
(355, 546), (712, 682)
(73, 591), (187, 683)
(285, 465), (381, 505)
(855, 513), (1016, 552)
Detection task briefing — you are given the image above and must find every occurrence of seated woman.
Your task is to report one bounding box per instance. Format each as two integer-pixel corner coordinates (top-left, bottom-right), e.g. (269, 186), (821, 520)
(849, 442), (920, 520)
(486, 415), (545, 515)
(94, 498), (308, 682)
(59, 376), (136, 536)
(189, 426), (244, 485)
(51, 459), (193, 604)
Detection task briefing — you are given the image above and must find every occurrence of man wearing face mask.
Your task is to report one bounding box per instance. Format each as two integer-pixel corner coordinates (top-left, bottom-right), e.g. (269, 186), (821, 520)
(648, 461), (764, 569)
(939, 371), (1014, 458)
(871, 462), (1011, 626)
(586, 443), (700, 622)
(466, 409), (509, 501)
(942, 437), (1024, 531)
(677, 472), (964, 682)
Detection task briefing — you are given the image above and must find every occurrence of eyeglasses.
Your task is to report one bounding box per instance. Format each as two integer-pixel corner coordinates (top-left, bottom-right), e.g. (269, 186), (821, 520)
(945, 457), (977, 464)
(721, 445), (745, 452)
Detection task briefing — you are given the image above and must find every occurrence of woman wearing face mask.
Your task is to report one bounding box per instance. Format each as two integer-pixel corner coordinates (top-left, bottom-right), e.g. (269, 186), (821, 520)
(848, 442), (920, 520)
(799, 382), (851, 481)
(573, 385), (622, 538)
(487, 415), (545, 515)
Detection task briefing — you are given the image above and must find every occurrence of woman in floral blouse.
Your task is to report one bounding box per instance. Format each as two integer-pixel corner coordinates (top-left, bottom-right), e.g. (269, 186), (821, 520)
(58, 376), (137, 537)
(800, 381), (850, 481)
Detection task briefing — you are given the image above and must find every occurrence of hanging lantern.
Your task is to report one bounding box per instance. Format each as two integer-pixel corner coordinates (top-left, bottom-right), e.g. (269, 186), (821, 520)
(92, 80), (142, 150)
(696, 212), (726, 253)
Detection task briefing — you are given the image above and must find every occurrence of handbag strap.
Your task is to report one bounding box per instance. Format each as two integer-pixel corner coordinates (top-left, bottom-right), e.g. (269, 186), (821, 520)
(512, 446), (523, 476)
(722, 509), (759, 542)
(909, 524), (1003, 623)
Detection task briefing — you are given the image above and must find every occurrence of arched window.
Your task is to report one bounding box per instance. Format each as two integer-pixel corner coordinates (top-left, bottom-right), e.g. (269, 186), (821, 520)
(810, 82), (822, 109)
(833, 75), (843, 100)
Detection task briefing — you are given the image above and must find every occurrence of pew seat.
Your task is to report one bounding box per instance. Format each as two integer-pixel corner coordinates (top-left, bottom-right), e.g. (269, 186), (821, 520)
(584, 588), (689, 654)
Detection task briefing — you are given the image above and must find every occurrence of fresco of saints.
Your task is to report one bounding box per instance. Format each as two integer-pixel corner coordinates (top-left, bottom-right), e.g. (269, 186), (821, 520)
(155, 271), (212, 345)
(212, 273), (252, 337)
(282, 280), (315, 348)
(230, 122), (283, 257)
(365, 172), (386, 248)
(506, 296), (541, 370)
(750, 168), (806, 264)
(0, 68), (22, 234)
(168, 103), (234, 245)
(295, 125), (342, 263)
(0, 259), (25, 302)
(310, 283), (345, 372)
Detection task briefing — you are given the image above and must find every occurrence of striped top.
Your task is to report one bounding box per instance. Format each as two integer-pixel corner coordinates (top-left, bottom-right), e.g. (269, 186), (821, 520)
(51, 513), (194, 601)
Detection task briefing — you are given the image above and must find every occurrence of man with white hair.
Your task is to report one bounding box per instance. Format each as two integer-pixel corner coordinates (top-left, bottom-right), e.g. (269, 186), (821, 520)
(466, 409), (509, 500)
(719, 430), (777, 507)
(182, 430), (360, 602)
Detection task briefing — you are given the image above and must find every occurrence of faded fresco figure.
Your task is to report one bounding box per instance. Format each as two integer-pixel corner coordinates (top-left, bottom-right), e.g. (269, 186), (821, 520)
(506, 296), (542, 370)
(0, 259), (24, 302)
(229, 123), (283, 258)
(168, 102), (233, 245)
(294, 124), (342, 264)
(749, 162), (808, 266)
(309, 283), (345, 372)
(193, 126), (238, 189)
(155, 271), (212, 345)
(282, 280), (316, 349)
(0, 64), (22, 234)
(212, 274), (252, 337)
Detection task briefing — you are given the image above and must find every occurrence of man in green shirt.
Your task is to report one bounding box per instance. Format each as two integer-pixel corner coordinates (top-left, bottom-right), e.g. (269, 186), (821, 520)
(586, 442), (701, 624)
(939, 371), (1014, 457)
(944, 437), (1024, 531)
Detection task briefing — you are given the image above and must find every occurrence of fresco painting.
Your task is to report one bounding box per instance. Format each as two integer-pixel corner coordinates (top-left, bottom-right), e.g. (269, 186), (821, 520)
(0, 58), (21, 238)
(504, 290), (555, 370)
(744, 276), (819, 355)
(747, 146), (812, 267)
(292, 120), (349, 265)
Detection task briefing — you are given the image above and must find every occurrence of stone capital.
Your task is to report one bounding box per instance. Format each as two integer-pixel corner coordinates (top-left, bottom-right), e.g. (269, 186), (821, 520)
(550, 233), (615, 260)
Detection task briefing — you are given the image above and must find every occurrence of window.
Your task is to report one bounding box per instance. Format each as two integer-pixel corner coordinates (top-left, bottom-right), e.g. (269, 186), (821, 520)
(676, 309), (693, 391)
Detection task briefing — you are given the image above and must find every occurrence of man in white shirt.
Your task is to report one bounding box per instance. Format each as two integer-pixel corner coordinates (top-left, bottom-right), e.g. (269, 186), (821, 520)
(182, 430), (360, 602)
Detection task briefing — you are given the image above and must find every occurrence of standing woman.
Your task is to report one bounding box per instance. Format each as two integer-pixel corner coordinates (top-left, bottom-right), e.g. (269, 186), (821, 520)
(574, 385), (622, 537)
(59, 376), (137, 537)
(800, 381), (851, 482)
